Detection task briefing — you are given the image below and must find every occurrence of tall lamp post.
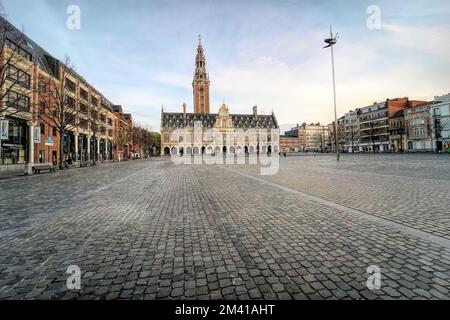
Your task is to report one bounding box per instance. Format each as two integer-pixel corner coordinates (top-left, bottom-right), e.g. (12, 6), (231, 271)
(324, 25), (340, 161)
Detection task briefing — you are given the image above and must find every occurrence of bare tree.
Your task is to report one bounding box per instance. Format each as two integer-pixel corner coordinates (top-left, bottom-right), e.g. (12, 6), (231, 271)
(350, 128), (356, 153)
(37, 56), (80, 169)
(432, 108), (448, 153)
(84, 106), (102, 165)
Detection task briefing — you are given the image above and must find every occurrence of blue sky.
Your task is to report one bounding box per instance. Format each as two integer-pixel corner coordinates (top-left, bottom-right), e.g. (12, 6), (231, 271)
(2, 0), (450, 131)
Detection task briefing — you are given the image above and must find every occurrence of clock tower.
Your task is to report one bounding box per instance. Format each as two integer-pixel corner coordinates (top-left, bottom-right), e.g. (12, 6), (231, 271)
(193, 35), (210, 114)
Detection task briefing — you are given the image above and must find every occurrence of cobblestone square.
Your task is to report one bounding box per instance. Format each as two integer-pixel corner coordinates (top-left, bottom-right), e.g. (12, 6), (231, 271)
(0, 154), (449, 300)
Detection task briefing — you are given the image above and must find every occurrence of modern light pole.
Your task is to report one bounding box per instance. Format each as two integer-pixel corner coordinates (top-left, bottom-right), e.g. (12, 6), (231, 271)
(324, 25), (340, 161)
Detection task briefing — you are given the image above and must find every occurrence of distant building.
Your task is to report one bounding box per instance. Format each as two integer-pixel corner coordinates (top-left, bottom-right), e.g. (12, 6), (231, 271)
(358, 98), (428, 152)
(343, 110), (359, 152)
(279, 136), (300, 152)
(280, 124), (301, 152)
(284, 125), (301, 138)
(388, 109), (406, 152)
(404, 104), (432, 152)
(429, 93), (450, 153)
(337, 116), (346, 152)
(113, 105), (133, 160)
(160, 38), (279, 156)
(297, 123), (330, 152)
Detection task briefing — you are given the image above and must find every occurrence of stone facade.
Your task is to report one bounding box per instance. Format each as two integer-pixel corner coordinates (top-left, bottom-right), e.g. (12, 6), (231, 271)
(404, 104), (433, 152)
(161, 104), (279, 156)
(161, 38), (279, 156)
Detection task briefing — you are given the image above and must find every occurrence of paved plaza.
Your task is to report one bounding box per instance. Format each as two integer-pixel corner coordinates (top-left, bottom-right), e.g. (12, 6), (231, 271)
(0, 154), (449, 300)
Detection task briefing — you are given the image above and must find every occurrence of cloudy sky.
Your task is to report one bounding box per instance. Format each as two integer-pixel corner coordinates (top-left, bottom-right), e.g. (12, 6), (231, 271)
(2, 0), (450, 132)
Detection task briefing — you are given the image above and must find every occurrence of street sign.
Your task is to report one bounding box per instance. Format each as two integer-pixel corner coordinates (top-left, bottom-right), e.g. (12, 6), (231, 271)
(34, 127), (41, 144)
(45, 136), (54, 146)
(0, 120), (8, 140)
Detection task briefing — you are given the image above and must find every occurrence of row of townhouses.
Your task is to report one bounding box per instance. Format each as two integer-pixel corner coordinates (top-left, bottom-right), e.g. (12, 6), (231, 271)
(0, 17), (135, 173)
(281, 95), (450, 153)
(338, 96), (450, 153)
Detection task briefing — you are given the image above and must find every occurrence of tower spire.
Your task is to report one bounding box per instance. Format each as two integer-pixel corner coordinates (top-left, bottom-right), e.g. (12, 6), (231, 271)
(192, 35), (210, 114)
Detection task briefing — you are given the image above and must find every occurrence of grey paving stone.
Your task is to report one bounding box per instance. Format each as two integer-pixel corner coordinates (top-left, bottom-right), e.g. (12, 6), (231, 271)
(0, 156), (449, 300)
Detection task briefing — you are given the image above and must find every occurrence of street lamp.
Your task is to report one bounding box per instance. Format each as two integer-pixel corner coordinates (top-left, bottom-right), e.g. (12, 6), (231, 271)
(324, 25), (340, 161)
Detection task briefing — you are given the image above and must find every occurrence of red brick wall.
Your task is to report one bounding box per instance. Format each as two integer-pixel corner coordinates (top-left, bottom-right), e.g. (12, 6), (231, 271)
(386, 98), (428, 116)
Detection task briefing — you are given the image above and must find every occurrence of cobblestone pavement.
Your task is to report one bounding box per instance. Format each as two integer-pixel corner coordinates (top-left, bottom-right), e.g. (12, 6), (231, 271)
(0, 155), (449, 300)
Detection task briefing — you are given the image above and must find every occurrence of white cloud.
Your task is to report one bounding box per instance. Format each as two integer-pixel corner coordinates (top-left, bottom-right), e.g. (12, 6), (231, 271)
(204, 21), (450, 131)
(382, 23), (450, 62)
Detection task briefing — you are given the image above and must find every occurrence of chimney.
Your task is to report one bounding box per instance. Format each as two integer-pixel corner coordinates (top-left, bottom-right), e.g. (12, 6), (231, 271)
(182, 102), (187, 118)
(253, 105), (257, 117)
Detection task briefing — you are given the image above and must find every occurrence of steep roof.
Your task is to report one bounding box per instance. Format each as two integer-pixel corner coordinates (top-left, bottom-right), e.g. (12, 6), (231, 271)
(161, 112), (279, 129)
(1, 16), (59, 77)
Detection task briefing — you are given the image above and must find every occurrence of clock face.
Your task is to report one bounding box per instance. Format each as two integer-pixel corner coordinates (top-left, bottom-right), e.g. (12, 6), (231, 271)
(200, 88), (204, 92)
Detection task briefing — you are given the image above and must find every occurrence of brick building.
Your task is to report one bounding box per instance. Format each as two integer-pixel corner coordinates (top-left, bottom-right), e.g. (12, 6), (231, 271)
(279, 136), (300, 152)
(0, 16), (133, 172)
(113, 105), (133, 161)
(358, 98), (428, 152)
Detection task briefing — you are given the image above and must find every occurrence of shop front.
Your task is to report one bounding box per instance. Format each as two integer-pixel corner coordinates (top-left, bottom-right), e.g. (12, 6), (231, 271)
(99, 139), (106, 161)
(107, 141), (113, 160)
(78, 134), (89, 162)
(90, 136), (97, 161)
(0, 117), (28, 170)
(63, 131), (76, 162)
